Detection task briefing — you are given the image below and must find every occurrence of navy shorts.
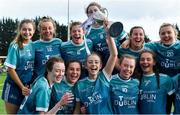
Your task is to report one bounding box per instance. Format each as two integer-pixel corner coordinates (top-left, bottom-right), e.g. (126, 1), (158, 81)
(1, 80), (24, 106)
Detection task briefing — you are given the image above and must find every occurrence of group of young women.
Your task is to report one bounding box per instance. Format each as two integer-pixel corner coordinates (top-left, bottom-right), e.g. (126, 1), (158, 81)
(1, 1), (180, 114)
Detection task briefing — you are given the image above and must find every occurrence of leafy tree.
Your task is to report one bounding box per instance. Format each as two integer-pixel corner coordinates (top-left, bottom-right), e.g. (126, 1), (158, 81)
(0, 18), (18, 56)
(144, 35), (151, 43)
(55, 21), (68, 42)
(175, 24), (180, 40)
(31, 16), (41, 41)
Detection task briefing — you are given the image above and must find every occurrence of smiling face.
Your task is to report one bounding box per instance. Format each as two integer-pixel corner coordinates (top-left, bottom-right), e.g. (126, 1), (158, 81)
(130, 27), (145, 50)
(20, 23), (35, 41)
(159, 25), (176, 45)
(140, 52), (155, 75)
(49, 62), (65, 84)
(119, 57), (136, 80)
(66, 62), (81, 85)
(86, 54), (102, 79)
(70, 25), (84, 44)
(40, 21), (55, 41)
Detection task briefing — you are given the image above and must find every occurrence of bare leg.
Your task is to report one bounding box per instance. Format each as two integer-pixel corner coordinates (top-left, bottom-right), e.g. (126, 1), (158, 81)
(5, 101), (19, 114)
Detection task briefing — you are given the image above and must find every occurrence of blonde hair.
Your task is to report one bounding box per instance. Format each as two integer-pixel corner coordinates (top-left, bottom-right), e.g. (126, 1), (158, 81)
(38, 16), (57, 38)
(159, 23), (177, 37)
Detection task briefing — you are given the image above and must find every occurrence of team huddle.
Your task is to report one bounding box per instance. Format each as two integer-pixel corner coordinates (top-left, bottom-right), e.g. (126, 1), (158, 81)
(1, 1), (180, 114)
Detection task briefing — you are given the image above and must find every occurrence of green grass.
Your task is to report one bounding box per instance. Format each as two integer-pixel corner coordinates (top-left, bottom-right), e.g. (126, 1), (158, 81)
(0, 72), (6, 114)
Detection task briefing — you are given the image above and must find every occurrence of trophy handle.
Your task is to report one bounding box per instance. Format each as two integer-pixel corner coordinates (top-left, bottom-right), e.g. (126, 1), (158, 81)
(100, 8), (108, 18)
(81, 16), (94, 30)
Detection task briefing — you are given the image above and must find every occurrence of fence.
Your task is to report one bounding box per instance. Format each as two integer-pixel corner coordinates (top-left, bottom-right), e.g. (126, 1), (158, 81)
(0, 56), (6, 73)
(0, 56), (6, 59)
(0, 56), (6, 64)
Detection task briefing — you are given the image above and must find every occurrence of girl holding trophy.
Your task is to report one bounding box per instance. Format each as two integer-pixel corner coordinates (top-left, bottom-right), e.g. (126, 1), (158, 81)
(82, 2), (127, 70)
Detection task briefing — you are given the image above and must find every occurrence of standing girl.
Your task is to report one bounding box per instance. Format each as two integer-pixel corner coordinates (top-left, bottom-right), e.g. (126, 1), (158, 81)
(144, 23), (180, 113)
(2, 19), (36, 114)
(115, 26), (145, 77)
(85, 2), (127, 68)
(138, 49), (174, 114)
(117, 26), (145, 59)
(61, 21), (93, 79)
(73, 26), (117, 114)
(110, 54), (139, 114)
(33, 16), (62, 80)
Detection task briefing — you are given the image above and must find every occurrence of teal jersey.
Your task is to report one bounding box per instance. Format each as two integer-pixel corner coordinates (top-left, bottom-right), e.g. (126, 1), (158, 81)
(85, 26), (109, 67)
(75, 70), (112, 114)
(118, 46), (144, 59)
(145, 41), (180, 77)
(86, 26), (127, 67)
(117, 45), (145, 77)
(139, 73), (174, 114)
(18, 76), (52, 114)
(61, 39), (93, 67)
(172, 74), (180, 114)
(49, 78), (76, 114)
(110, 74), (139, 114)
(115, 30), (128, 48)
(33, 38), (62, 79)
(61, 39), (93, 79)
(4, 41), (35, 84)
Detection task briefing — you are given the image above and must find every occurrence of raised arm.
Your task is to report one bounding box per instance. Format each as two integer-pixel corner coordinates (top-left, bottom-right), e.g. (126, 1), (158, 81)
(103, 28), (118, 78)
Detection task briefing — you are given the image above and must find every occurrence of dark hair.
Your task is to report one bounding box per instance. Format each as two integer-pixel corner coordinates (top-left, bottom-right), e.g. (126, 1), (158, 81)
(138, 49), (160, 89)
(15, 19), (36, 49)
(129, 26), (145, 36)
(129, 26), (145, 49)
(44, 57), (64, 77)
(65, 60), (82, 73)
(86, 52), (102, 65)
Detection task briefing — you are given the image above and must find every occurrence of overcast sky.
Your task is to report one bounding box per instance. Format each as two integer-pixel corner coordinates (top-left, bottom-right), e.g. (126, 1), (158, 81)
(0, 0), (180, 41)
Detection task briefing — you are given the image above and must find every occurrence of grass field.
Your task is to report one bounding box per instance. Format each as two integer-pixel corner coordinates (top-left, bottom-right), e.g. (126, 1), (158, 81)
(0, 72), (6, 114)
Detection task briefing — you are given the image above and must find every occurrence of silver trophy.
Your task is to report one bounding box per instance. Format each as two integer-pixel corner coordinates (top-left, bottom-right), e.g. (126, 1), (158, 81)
(81, 8), (124, 38)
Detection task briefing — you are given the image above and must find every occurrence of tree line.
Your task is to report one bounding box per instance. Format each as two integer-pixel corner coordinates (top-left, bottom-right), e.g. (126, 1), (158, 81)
(0, 17), (180, 56)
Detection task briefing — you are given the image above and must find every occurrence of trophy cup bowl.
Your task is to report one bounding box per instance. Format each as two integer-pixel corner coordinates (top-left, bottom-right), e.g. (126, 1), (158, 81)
(109, 22), (124, 38)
